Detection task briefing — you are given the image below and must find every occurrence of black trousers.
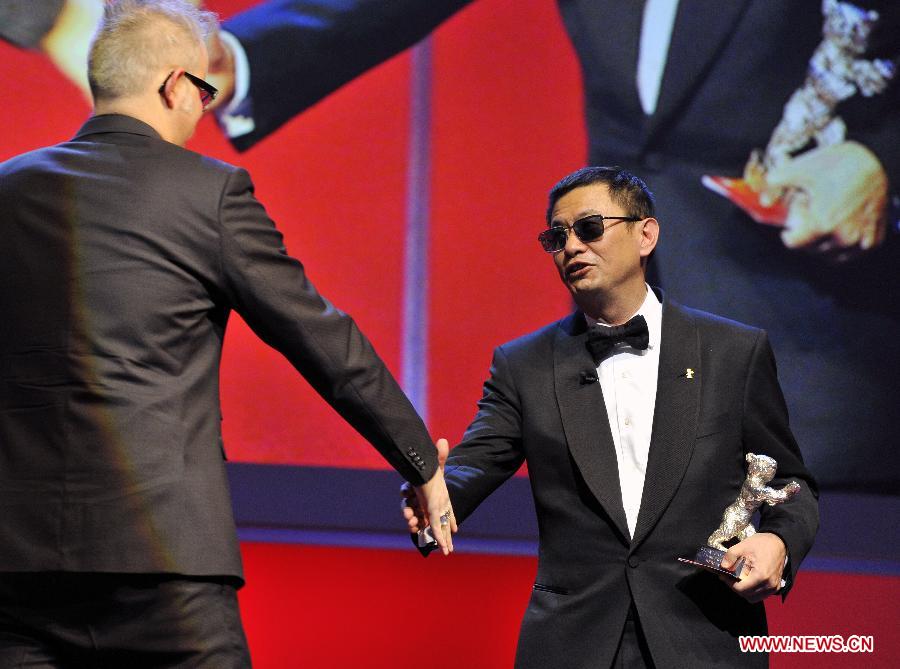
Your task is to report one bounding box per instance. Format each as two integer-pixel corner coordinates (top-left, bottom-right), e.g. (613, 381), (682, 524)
(612, 606), (655, 669)
(0, 573), (250, 668)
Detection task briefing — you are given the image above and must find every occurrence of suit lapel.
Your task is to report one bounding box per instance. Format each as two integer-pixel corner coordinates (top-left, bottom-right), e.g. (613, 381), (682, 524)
(588, 1), (646, 119)
(554, 313), (630, 539)
(643, 0), (750, 142)
(631, 298), (701, 547)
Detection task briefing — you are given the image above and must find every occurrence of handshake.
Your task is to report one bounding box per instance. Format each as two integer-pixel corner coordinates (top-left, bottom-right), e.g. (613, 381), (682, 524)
(401, 438), (457, 556)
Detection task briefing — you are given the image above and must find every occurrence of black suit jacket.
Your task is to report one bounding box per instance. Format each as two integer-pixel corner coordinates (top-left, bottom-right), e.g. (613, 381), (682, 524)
(0, 114), (437, 581)
(222, 0), (472, 152)
(560, 0), (900, 492)
(444, 296), (818, 668)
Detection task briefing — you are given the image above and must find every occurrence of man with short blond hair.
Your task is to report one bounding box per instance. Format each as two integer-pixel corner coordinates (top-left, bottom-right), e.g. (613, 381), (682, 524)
(0, 1), (454, 665)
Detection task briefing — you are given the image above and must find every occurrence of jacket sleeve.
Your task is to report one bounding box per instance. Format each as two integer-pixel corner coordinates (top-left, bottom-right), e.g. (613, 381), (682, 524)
(443, 345), (526, 524)
(0, 0), (65, 48)
(215, 166), (437, 485)
(742, 330), (820, 599)
(221, 0), (473, 151)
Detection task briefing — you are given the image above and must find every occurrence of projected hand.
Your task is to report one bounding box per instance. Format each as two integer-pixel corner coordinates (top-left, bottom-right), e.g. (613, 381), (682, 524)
(402, 438), (456, 555)
(39, 0), (105, 99)
(719, 532), (788, 603)
(764, 141), (888, 261)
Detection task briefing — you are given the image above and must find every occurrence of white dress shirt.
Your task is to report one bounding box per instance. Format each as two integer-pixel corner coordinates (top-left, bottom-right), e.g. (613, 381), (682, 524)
(586, 286), (663, 538)
(637, 0), (680, 115)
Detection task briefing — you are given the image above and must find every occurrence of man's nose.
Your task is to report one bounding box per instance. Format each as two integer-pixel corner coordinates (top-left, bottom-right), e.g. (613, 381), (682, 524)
(563, 227), (587, 254)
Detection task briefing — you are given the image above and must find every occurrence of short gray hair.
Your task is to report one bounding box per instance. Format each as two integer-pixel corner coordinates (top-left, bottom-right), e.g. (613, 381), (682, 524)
(88, 0), (217, 103)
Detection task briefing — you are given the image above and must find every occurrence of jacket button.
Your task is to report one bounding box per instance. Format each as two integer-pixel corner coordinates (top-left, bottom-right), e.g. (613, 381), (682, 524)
(627, 556), (640, 568)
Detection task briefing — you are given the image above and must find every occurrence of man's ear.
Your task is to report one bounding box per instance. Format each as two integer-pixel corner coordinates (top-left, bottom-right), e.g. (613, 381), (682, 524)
(639, 217), (659, 259)
(158, 68), (185, 109)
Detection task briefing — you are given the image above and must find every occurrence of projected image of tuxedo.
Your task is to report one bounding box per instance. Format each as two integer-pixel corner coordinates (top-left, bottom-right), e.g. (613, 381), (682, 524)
(218, 0), (900, 491)
(5, 0), (897, 490)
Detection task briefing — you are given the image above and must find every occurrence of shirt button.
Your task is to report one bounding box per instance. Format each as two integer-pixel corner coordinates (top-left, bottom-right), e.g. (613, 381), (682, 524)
(624, 418), (631, 427)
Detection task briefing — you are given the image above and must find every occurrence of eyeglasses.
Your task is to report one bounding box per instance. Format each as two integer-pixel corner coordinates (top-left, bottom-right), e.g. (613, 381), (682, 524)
(537, 214), (641, 253)
(158, 70), (218, 110)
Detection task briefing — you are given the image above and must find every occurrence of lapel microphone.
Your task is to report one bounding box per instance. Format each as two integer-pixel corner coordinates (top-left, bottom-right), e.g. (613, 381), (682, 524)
(579, 369), (598, 385)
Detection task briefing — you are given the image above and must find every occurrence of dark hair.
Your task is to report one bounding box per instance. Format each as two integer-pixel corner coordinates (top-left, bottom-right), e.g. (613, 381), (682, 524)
(546, 166), (655, 225)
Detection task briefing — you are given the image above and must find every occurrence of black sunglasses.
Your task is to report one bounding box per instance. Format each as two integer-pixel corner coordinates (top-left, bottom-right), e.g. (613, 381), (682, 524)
(538, 214), (641, 253)
(158, 70), (218, 110)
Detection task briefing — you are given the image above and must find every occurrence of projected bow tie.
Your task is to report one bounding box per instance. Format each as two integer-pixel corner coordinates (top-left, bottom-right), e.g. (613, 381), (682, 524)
(586, 315), (650, 363)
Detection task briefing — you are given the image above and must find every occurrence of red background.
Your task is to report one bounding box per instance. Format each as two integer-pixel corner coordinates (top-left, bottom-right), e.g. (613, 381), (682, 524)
(238, 543), (900, 669)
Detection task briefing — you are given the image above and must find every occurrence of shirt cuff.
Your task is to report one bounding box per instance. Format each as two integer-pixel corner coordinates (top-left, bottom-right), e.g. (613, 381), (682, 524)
(214, 30), (255, 139)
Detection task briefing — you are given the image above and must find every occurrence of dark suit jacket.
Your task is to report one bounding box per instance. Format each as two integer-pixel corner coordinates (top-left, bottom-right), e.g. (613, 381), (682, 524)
(220, 0), (899, 490)
(222, 0), (472, 152)
(443, 296), (818, 668)
(0, 114), (437, 581)
(0, 0), (64, 48)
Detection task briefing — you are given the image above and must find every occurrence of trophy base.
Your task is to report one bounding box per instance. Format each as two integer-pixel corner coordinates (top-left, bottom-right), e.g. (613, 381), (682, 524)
(678, 546), (744, 580)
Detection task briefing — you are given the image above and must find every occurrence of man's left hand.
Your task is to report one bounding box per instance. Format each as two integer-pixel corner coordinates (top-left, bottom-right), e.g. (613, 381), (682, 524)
(403, 438), (456, 555)
(39, 0), (105, 99)
(719, 532), (788, 603)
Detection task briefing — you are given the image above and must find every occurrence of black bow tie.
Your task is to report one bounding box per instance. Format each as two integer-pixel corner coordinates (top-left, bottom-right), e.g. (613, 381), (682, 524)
(586, 315), (650, 363)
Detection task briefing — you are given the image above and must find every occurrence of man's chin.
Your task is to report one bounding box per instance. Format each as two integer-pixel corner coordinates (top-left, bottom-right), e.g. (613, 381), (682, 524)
(566, 282), (603, 306)
(566, 277), (598, 293)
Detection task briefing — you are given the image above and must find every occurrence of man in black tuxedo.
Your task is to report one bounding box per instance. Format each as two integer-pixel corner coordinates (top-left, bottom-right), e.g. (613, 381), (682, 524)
(0, 1), (455, 666)
(405, 167), (819, 668)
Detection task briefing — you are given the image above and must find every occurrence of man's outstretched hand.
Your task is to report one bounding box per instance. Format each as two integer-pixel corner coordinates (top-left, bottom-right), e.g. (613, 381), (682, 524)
(402, 438), (456, 555)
